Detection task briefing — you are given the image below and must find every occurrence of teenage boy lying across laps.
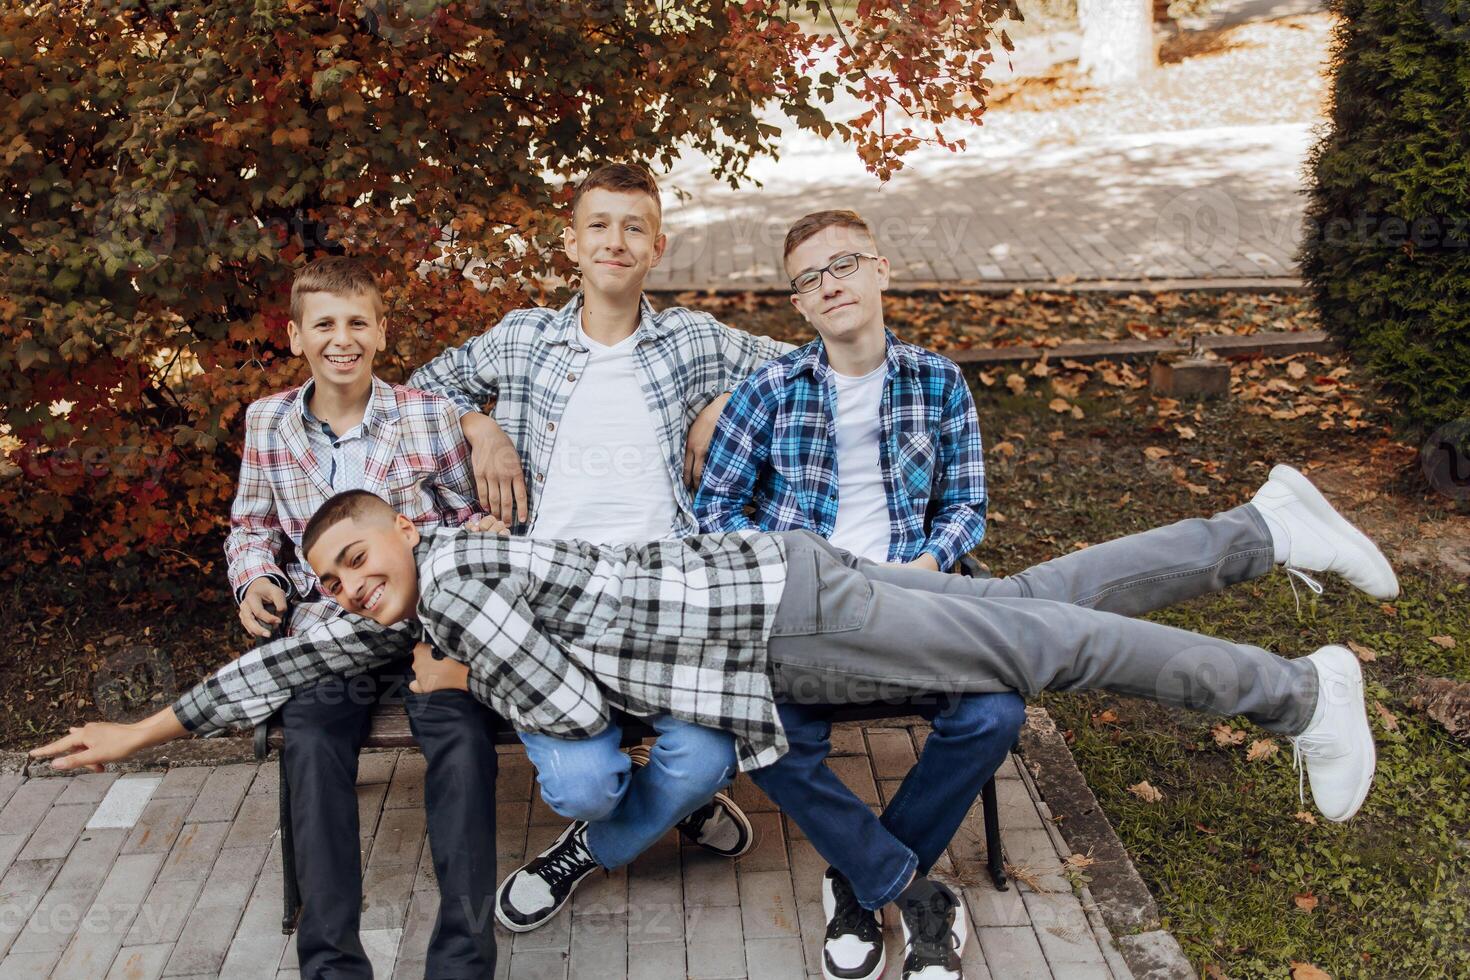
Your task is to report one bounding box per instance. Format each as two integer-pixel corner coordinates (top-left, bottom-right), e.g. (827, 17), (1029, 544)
(404, 163), (796, 931)
(38, 474), (1394, 976)
(695, 209), (1025, 980)
(223, 256), (505, 979)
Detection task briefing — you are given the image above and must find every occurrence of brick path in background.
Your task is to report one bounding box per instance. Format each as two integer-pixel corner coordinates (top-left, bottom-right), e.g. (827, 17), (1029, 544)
(647, 123), (1310, 292)
(0, 720), (1141, 979)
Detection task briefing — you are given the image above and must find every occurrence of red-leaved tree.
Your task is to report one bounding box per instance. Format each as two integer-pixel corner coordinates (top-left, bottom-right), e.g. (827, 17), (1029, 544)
(0, 0), (1018, 574)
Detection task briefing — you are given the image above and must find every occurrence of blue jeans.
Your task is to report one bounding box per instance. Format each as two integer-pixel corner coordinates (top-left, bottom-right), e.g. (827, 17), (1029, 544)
(750, 692), (1026, 910)
(519, 714), (738, 870)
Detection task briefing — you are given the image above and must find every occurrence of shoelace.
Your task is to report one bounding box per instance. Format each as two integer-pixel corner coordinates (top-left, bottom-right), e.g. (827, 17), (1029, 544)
(903, 891), (958, 964)
(1284, 566), (1325, 617)
(827, 876), (882, 943)
(1290, 729), (1336, 806)
(534, 829), (596, 888)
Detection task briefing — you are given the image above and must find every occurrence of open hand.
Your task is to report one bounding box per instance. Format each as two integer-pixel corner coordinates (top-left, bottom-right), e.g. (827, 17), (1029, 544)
(30, 722), (144, 773)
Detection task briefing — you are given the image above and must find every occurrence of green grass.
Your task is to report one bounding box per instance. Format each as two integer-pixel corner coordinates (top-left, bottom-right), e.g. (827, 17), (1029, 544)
(1043, 565), (1470, 978)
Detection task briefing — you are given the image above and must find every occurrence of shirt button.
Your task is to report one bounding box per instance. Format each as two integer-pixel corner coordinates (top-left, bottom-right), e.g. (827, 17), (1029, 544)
(547, 422), (556, 432)
(566, 372), (577, 382)
(536, 472), (545, 482)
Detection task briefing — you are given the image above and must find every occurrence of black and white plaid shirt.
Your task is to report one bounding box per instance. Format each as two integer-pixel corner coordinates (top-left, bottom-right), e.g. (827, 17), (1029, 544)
(174, 526), (793, 770)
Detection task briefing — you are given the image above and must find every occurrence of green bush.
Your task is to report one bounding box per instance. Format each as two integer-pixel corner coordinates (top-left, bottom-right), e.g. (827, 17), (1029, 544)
(1300, 0), (1470, 441)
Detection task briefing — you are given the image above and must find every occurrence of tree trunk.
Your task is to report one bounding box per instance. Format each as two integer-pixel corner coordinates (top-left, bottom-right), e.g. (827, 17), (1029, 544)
(1077, 0), (1158, 86)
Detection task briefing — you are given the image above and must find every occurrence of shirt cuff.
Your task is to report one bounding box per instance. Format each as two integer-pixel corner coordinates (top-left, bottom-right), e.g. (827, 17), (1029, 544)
(171, 686), (219, 735)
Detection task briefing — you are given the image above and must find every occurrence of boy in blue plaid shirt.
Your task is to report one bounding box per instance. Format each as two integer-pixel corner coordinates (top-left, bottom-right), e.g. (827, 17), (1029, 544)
(696, 210), (1026, 980)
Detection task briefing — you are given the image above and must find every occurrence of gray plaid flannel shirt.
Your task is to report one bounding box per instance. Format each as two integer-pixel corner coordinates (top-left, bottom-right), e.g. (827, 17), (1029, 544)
(173, 526), (793, 771)
(406, 292), (795, 536)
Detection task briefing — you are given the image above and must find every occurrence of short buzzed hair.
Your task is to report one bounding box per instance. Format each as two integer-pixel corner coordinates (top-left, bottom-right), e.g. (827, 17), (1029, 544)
(571, 163), (662, 220)
(290, 255), (384, 325)
(301, 490), (396, 565)
(783, 209), (875, 261)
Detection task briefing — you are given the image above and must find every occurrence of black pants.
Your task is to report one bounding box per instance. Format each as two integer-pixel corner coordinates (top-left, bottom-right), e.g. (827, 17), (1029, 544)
(281, 660), (499, 979)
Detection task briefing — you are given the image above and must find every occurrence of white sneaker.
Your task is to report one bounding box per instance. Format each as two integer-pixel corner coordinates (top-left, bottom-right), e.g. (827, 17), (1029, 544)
(1292, 646), (1376, 822)
(895, 878), (967, 979)
(1251, 464), (1399, 599)
(821, 867), (885, 980)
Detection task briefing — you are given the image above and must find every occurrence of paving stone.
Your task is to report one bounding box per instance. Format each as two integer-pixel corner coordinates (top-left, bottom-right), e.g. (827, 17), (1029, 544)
(55, 772), (119, 807)
(88, 776), (162, 830)
(496, 755), (534, 805)
(625, 940), (684, 980)
(360, 927), (402, 978)
(572, 864), (627, 918)
(151, 768), (209, 801)
(1023, 890), (1109, 968)
(49, 852), (165, 978)
(683, 905), (744, 980)
(107, 944), (173, 980)
(0, 777), (21, 816)
(122, 877), (204, 946)
(185, 764), (256, 824)
(0, 949), (60, 977)
(361, 864), (418, 932)
(355, 751), (398, 786)
(155, 821), (229, 882)
(0, 779), (66, 837)
(0, 837), (24, 883)
(962, 882), (1034, 929)
(367, 806), (426, 869)
(356, 782), (389, 838)
(864, 728), (918, 779)
(222, 793), (278, 849)
(16, 803), (90, 861)
(383, 754), (427, 809)
(248, 759), (280, 796)
(122, 797), (193, 856)
(194, 845), (268, 912)
(389, 888), (438, 980)
(827, 755), (879, 807)
(162, 846), (267, 976)
(827, 725), (866, 757)
(626, 835), (682, 946)
(726, 774), (775, 815)
(974, 925), (1054, 979)
(0, 859), (62, 958)
(736, 869), (799, 940)
(506, 946), (568, 979)
(496, 801), (529, 862)
(733, 812), (785, 872)
(744, 935), (804, 978)
(680, 848), (739, 908)
(217, 872), (289, 980)
(10, 829), (126, 955)
(568, 911), (628, 980)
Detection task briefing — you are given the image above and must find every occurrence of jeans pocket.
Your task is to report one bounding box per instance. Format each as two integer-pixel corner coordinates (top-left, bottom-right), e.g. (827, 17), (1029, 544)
(811, 547), (873, 633)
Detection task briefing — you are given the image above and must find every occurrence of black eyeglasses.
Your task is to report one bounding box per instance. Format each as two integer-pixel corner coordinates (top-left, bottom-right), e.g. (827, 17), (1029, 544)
(790, 252), (879, 294)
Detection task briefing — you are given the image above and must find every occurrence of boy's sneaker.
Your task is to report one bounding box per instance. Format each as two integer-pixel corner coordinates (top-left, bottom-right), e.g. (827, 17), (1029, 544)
(495, 821), (601, 932)
(896, 877), (967, 979)
(1251, 464), (1399, 599)
(627, 744), (755, 858)
(821, 867), (885, 980)
(1292, 645), (1376, 822)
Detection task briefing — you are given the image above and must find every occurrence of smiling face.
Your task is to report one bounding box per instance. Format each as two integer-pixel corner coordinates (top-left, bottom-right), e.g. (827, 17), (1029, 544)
(305, 511), (422, 627)
(786, 225), (889, 348)
(287, 289), (387, 390)
(563, 187), (666, 298)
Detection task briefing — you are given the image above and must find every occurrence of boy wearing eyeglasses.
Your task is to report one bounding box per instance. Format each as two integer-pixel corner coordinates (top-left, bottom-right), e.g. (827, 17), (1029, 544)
(695, 209), (1024, 980)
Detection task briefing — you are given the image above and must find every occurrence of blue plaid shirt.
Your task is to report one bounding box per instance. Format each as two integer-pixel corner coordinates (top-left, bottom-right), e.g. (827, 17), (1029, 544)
(695, 332), (987, 571)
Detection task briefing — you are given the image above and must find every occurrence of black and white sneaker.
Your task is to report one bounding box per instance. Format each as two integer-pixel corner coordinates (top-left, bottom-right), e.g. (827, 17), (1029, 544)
(627, 744), (756, 858)
(494, 821), (601, 932)
(821, 867), (885, 980)
(896, 877), (968, 979)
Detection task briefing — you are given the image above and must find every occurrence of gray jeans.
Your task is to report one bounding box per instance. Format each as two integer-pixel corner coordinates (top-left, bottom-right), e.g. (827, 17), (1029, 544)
(767, 504), (1318, 735)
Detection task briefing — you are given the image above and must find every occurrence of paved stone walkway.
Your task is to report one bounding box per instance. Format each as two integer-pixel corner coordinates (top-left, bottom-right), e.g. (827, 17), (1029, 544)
(649, 123), (1310, 291)
(0, 722), (1138, 979)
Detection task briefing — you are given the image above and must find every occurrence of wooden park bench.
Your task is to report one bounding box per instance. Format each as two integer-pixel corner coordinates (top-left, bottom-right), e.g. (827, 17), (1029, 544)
(252, 557), (1014, 934)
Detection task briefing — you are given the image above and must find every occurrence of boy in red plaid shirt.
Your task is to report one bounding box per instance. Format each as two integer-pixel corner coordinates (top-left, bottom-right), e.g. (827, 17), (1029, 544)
(226, 256), (501, 979)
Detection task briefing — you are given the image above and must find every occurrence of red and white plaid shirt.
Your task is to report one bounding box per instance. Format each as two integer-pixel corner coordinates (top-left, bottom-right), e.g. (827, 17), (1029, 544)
(225, 376), (483, 635)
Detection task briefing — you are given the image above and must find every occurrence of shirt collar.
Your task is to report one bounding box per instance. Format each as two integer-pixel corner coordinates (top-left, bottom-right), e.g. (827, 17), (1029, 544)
(297, 376), (393, 435)
(546, 292), (663, 350)
(786, 330), (914, 383)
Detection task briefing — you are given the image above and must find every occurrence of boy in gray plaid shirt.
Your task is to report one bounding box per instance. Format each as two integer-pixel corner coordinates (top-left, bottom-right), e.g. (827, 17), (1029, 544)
(41, 469), (1394, 947)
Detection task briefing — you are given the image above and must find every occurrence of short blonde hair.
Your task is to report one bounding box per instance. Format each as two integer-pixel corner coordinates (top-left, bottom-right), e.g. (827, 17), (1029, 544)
(783, 209), (875, 261)
(290, 256), (384, 325)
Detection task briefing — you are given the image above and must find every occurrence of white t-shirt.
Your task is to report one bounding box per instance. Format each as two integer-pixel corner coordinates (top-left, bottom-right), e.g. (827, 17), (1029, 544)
(529, 327), (678, 544)
(828, 364), (893, 562)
